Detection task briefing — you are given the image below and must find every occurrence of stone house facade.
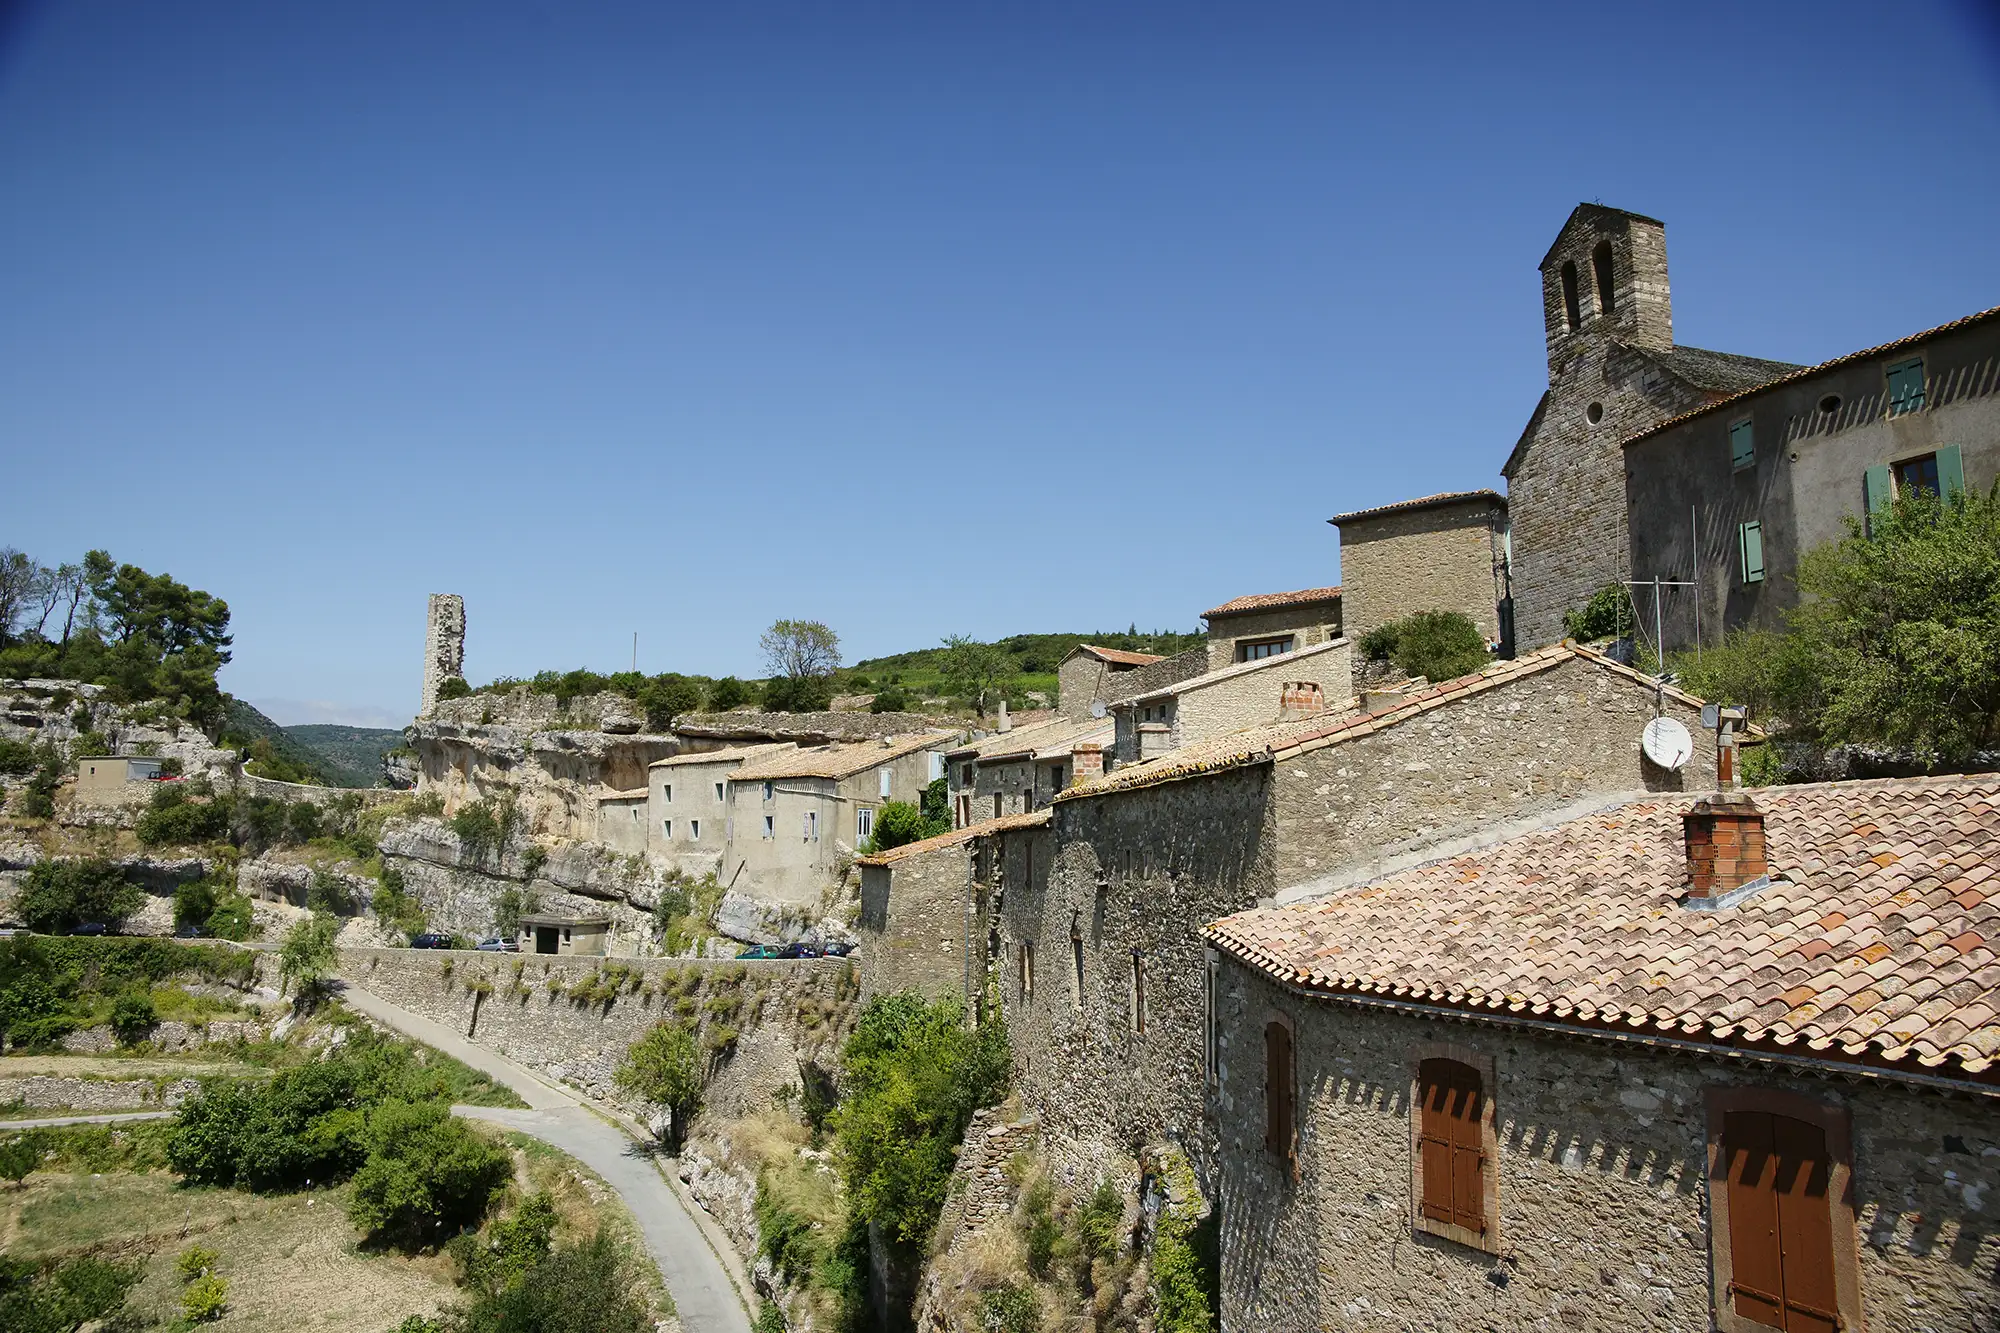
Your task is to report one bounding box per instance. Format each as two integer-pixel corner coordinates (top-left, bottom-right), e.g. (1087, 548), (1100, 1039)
(1110, 637), (1353, 765)
(1624, 305), (2000, 643)
(1330, 490), (1510, 647)
(1504, 204), (1799, 650)
(645, 744), (791, 879)
(977, 644), (1717, 1187)
(1200, 587), (1344, 672)
(1055, 644), (1164, 721)
(720, 733), (956, 904)
(593, 788), (649, 855)
(944, 716), (1113, 828)
(1204, 775), (2000, 1333)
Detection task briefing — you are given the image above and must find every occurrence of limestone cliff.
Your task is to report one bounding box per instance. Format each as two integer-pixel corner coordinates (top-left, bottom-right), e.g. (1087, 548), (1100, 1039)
(2, 678), (237, 777)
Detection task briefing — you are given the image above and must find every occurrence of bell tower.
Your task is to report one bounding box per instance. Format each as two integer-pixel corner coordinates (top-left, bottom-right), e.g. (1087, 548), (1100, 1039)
(1537, 204), (1673, 376)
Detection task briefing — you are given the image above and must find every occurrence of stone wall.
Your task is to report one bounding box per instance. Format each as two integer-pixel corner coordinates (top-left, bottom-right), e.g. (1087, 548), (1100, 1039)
(1269, 651), (1715, 893)
(421, 593), (466, 718)
(57, 1018), (271, 1054)
(340, 947), (857, 1121)
(1202, 605), (1342, 672)
(0, 1074), (202, 1111)
(1336, 501), (1506, 644)
(1100, 648), (1209, 707)
(236, 772), (406, 806)
(1170, 640), (1353, 753)
(1211, 961), (2000, 1333)
(999, 765), (1275, 1187)
(857, 839), (978, 1003)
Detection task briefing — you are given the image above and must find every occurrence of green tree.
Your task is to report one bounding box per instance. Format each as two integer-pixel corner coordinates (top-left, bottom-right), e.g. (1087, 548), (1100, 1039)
(638, 674), (705, 730)
(0, 1255), (142, 1333)
(1562, 583), (1637, 643)
(110, 991), (157, 1045)
(1677, 484), (2000, 764)
(708, 676), (750, 710)
(172, 876), (218, 931)
(279, 911), (341, 998)
(866, 802), (929, 853)
(869, 684), (911, 713)
(14, 859), (143, 934)
(1368, 610), (1490, 684)
(832, 993), (1009, 1251)
(616, 1021), (703, 1149)
(761, 673), (834, 713)
(0, 1136), (36, 1188)
(760, 619), (841, 681)
(451, 1191), (558, 1295)
(347, 1100), (512, 1249)
(936, 635), (1015, 717)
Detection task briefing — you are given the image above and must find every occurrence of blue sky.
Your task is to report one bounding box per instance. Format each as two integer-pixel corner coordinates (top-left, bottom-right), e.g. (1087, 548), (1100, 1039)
(4, 1), (1997, 728)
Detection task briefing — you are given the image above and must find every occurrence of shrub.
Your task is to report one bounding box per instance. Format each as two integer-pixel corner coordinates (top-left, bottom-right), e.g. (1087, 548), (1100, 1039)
(1378, 610), (1490, 684)
(977, 1284), (1040, 1333)
(174, 1244), (219, 1283)
(436, 676), (472, 702)
(279, 911), (341, 999)
(181, 1273), (228, 1322)
(173, 877), (218, 931)
(869, 685), (910, 713)
(1563, 583), (1637, 643)
(137, 794), (231, 847)
(1357, 622), (1399, 662)
(347, 1100), (511, 1249)
(205, 891), (256, 941)
(616, 1020), (703, 1148)
(1075, 1178), (1124, 1266)
(0, 738), (37, 775)
(456, 1232), (656, 1333)
(0, 1136), (36, 1187)
(708, 676), (750, 710)
(866, 801), (929, 854)
(14, 859), (143, 934)
(110, 990), (156, 1045)
(307, 868), (354, 915)
(0, 1255), (142, 1332)
(453, 1191), (558, 1294)
(494, 886), (541, 940)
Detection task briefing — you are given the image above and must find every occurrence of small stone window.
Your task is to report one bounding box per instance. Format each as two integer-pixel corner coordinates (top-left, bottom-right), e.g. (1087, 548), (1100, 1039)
(662, 784), (672, 804)
(762, 781), (774, 802)
(1592, 240), (1615, 316)
(1560, 261), (1581, 332)
(1586, 401), (1604, 425)
(713, 782), (724, 802)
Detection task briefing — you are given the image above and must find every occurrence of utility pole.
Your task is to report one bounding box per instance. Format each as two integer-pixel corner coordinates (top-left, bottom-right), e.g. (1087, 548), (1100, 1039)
(632, 632), (637, 673)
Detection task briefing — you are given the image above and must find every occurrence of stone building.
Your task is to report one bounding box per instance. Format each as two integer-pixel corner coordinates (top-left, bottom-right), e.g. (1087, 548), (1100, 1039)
(865, 642), (1720, 1190)
(642, 743), (793, 878)
(719, 733), (956, 904)
(1055, 644), (1164, 721)
(943, 715), (1113, 827)
(1624, 304), (2000, 643)
(1109, 637), (1351, 764)
(1200, 587), (1343, 671)
(420, 593), (466, 717)
(1203, 775), (2000, 1333)
(1503, 205), (1799, 649)
(1329, 490), (1510, 647)
(593, 787), (649, 855)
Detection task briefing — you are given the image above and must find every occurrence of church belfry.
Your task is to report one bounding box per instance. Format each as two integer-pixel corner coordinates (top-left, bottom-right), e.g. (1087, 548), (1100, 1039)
(1537, 204), (1674, 376)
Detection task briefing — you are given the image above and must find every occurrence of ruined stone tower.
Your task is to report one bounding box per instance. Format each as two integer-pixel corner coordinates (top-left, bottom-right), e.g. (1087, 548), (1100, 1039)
(421, 594), (466, 716)
(1502, 205), (1798, 649)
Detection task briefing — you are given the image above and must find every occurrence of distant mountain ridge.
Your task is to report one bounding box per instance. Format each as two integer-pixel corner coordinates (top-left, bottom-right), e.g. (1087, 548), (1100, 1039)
(283, 724), (406, 789)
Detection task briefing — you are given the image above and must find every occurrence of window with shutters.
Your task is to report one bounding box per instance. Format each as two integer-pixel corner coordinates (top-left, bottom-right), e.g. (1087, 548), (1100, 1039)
(1263, 1018), (1296, 1175)
(1894, 452), (1940, 499)
(1730, 419), (1756, 471)
(1409, 1045), (1499, 1251)
(1739, 521), (1766, 585)
(1705, 1087), (1860, 1333)
(1885, 357), (1925, 416)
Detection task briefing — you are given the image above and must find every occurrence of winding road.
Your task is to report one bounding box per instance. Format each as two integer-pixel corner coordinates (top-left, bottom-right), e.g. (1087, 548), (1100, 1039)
(332, 980), (754, 1333)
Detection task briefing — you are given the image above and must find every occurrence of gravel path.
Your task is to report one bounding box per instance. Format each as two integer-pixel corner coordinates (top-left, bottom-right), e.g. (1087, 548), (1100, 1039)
(333, 980), (753, 1333)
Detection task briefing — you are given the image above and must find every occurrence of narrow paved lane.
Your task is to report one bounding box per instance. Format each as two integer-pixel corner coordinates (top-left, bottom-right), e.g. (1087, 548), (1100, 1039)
(332, 980), (753, 1333)
(2, 1110), (174, 1129)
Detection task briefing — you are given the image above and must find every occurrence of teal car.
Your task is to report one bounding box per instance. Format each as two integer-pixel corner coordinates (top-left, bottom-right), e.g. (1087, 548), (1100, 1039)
(736, 943), (783, 959)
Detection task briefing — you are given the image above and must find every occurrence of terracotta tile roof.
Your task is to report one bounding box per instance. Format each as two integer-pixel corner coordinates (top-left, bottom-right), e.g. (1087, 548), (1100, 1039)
(1620, 306), (2000, 449)
(853, 809), (1051, 866)
(649, 743), (792, 769)
(1327, 490), (1506, 527)
(1061, 641), (1688, 802)
(1064, 644), (1166, 667)
(960, 717), (1115, 767)
(724, 731), (957, 782)
(1207, 774), (2000, 1080)
(1202, 587), (1343, 620)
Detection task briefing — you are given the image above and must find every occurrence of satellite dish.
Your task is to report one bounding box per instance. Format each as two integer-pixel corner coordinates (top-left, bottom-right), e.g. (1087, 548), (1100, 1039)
(1090, 700), (1106, 719)
(1700, 703), (1720, 730)
(1642, 716), (1694, 770)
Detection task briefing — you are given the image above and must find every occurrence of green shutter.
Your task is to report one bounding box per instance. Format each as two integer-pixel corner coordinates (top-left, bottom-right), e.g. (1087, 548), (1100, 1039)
(1739, 521), (1765, 584)
(1938, 444), (1966, 499)
(1729, 420), (1755, 471)
(1887, 358), (1926, 415)
(1863, 464), (1893, 532)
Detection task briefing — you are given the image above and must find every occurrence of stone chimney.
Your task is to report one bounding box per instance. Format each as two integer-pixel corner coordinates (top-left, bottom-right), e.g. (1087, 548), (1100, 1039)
(1279, 681), (1324, 720)
(1072, 742), (1104, 782)
(1683, 791), (1768, 902)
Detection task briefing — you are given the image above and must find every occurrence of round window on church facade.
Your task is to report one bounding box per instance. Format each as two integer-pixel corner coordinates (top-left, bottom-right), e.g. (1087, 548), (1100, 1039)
(1586, 402), (1604, 425)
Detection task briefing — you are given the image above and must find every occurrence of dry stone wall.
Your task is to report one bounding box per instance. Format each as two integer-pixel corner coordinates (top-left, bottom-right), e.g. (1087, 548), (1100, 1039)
(1337, 502), (1506, 643)
(856, 841), (978, 1004)
(341, 947), (858, 1120)
(1212, 961), (2000, 1333)
(0, 1074), (202, 1111)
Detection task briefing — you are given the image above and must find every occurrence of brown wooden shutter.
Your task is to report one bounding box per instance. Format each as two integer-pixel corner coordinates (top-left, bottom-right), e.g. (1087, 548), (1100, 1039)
(1264, 1021), (1293, 1158)
(1723, 1111), (1840, 1333)
(1418, 1059), (1485, 1232)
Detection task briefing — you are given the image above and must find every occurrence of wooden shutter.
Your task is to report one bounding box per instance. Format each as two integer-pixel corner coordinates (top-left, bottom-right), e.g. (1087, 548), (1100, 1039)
(1887, 358), (1925, 415)
(1264, 1022), (1294, 1158)
(1723, 1111), (1839, 1333)
(1939, 443), (1966, 500)
(1739, 522), (1765, 584)
(1417, 1059), (1485, 1233)
(1730, 420), (1756, 470)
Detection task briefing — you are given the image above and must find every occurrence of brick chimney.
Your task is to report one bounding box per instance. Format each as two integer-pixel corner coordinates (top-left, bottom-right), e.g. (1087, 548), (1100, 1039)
(1683, 791), (1767, 902)
(1072, 742), (1104, 782)
(1279, 681), (1324, 719)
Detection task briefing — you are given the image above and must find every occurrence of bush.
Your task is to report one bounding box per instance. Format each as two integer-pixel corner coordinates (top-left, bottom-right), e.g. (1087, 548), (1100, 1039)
(0, 1136), (36, 1187)
(457, 1232), (656, 1333)
(761, 674), (834, 713)
(436, 676), (472, 702)
(14, 859), (143, 934)
(708, 676), (750, 710)
(174, 1244), (219, 1283)
(181, 1273), (228, 1322)
(1356, 622), (1399, 662)
(0, 738), (37, 775)
(1377, 610), (1491, 684)
(452, 1191), (558, 1294)
(494, 886), (540, 940)
(869, 685), (910, 713)
(977, 1284), (1040, 1333)
(865, 801), (929, 854)
(307, 868), (354, 915)
(205, 891), (256, 941)
(173, 877), (218, 931)
(279, 911), (341, 998)
(1075, 1178), (1124, 1266)
(0, 1255), (142, 1333)
(1563, 583), (1637, 642)
(137, 792), (231, 847)
(110, 990), (156, 1045)
(347, 1100), (511, 1249)
(166, 1082), (259, 1185)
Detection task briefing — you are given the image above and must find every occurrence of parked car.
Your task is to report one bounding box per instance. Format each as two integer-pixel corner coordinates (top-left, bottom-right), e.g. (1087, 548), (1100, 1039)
(174, 925), (204, 939)
(72, 922), (108, 936)
(779, 942), (822, 959)
(820, 941), (855, 957)
(736, 944), (782, 959)
(410, 932), (454, 949)
(476, 937), (518, 952)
